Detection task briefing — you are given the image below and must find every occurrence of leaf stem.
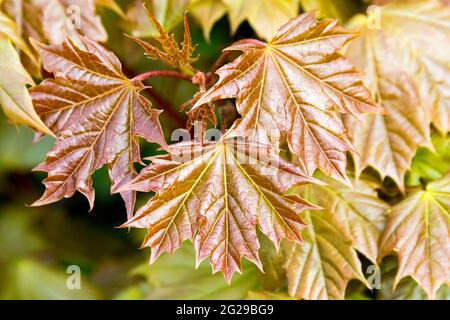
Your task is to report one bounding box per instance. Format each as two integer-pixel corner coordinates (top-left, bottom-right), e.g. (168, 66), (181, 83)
(132, 70), (193, 82)
(232, 38), (266, 47)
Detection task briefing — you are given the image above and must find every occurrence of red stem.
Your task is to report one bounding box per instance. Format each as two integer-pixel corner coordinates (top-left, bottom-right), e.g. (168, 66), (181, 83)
(231, 38), (266, 47)
(132, 70), (193, 82)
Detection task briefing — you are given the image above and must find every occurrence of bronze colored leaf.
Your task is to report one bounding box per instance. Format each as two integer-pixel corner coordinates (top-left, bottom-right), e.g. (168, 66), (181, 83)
(121, 138), (320, 282)
(194, 12), (382, 184)
(343, 21), (432, 191)
(360, 0), (450, 133)
(29, 36), (165, 218)
(379, 174), (450, 299)
(284, 177), (388, 299)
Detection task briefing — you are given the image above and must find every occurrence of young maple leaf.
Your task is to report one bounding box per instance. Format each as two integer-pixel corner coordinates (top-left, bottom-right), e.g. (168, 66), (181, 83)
(342, 0), (450, 192)
(284, 176), (388, 300)
(29, 36), (166, 218)
(361, 0), (450, 134)
(193, 12), (382, 185)
(343, 25), (432, 192)
(119, 138), (320, 282)
(127, 4), (197, 73)
(378, 174), (450, 300)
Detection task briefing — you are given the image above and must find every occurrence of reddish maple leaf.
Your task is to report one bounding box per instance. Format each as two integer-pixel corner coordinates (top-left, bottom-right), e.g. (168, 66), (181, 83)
(120, 138), (320, 282)
(193, 12), (382, 184)
(29, 36), (166, 217)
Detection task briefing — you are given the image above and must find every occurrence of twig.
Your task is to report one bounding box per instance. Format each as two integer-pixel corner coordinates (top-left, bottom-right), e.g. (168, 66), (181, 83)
(132, 70), (193, 82)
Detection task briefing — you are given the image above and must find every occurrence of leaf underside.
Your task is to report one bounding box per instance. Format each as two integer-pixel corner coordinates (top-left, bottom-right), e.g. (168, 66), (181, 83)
(122, 139), (319, 282)
(344, 21), (432, 191)
(194, 12), (382, 185)
(30, 36), (165, 218)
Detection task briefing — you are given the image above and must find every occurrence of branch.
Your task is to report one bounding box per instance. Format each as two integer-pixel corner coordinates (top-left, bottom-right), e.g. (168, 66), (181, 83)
(132, 70), (193, 82)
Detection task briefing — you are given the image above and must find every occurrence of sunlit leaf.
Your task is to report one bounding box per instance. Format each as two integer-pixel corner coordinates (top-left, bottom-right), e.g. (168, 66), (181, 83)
(194, 12), (382, 184)
(355, 0), (450, 133)
(121, 138), (320, 282)
(247, 291), (295, 300)
(2, 0), (108, 76)
(0, 5), (37, 66)
(29, 36), (165, 218)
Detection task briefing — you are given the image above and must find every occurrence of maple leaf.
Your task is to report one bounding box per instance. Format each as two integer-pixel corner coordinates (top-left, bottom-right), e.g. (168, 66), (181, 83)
(29, 36), (166, 218)
(284, 176), (388, 299)
(378, 174), (450, 299)
(358, 0), (450, 134)
(120, 138), (320, 282)
(0, 39), (53, 135)
(343, 22), (432, 191)
(126, 4), (197, 74)
(193, 12), (382, 184)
